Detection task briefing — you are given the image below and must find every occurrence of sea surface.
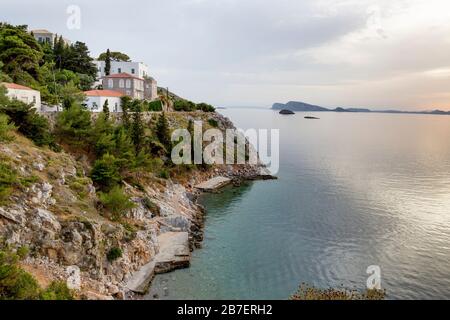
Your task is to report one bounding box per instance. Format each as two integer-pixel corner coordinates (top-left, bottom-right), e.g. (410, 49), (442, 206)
(147, 108), (450, 300)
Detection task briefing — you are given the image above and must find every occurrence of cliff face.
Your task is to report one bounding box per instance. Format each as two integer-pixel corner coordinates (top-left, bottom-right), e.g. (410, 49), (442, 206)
(0, 111), (261, 299)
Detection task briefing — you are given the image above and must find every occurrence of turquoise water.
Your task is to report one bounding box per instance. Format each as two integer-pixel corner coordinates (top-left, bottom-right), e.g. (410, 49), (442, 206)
(147, 108), (450, 300)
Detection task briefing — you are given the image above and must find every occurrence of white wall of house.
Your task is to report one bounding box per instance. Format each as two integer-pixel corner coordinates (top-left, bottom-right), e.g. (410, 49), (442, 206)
(5, 88), (41, 110)
(94, 61), (150, 81)
(85, 96), (122, 112)
(31, 30), (71, 46)
(40, 104), (63, 112)
(145, 79), (158, 101)
(33, 32), (55, 44)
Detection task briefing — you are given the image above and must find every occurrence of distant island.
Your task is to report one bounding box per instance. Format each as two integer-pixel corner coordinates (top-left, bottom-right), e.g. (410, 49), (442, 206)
(272, 101), (450, 115)
(279, 109), (295, 115)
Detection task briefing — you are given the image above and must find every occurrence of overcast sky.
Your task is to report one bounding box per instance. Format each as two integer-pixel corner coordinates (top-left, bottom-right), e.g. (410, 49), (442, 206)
(2, 0), (450, 110)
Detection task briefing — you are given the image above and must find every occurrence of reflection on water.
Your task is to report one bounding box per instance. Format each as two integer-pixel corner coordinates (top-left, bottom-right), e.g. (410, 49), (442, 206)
(147, 109), (450, 300)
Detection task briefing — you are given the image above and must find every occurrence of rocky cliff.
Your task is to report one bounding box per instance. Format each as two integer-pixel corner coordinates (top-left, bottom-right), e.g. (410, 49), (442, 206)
(0, 111), (263, 299)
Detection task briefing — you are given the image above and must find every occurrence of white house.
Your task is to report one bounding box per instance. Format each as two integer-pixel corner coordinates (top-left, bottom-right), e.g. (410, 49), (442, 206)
(30, 29), (71, 45)
(1, 82), (41, 110)
(94, 60), (149, 85)
(84, 90), (124, 112)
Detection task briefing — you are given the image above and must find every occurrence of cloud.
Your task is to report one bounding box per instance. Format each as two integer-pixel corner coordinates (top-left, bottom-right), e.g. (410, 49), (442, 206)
(1, 0), (450, 109)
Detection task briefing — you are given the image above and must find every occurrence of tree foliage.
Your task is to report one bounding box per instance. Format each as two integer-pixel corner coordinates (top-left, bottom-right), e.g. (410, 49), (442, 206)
(0, 114), (15, 142)
(0, 23), (43, 86)
(0, 249), (73, 300)
(55, 103), (92, 147)
(130, 101), (144, 153)
(0, 89), (54, 147)
(155, 112), (172, 156)
(99, 186), (136, 220)
(104, 49), (111, 76)
(90, 153), (122, 190)
(98, 51), (130, 62)
(102, 99), (110, 120)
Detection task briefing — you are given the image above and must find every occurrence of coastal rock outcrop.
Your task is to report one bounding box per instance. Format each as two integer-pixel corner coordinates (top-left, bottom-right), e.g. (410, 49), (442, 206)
(0, 111), (271, 299)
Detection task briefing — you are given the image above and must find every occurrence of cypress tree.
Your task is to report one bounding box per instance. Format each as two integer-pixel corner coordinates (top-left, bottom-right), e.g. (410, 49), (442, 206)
(120, 96), (131, 129)
(105, 49), (111, 76)
(130, 101), (144, 154)
(102, 99), (110, 120)
(155, 112), (172, 155)
(187, 119), (195, 163)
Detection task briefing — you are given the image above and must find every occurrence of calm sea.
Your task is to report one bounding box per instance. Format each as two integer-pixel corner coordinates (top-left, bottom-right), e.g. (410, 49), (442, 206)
(147, 108), (450, 300)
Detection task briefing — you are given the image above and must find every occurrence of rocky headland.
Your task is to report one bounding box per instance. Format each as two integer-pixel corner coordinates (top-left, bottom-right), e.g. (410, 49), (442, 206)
(0, 111), (272, 300)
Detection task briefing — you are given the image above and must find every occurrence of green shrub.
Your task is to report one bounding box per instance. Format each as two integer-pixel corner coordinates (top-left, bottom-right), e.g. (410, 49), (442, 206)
(90, 153), (122, 190)
(16, 246), (29, 260)
(142, 197), (160, 216)
(68, 177), (91, 199)
(18, 175), (39, 188)
(106, 247), (122, 262)
(98, 185), (136, 220)
(0, 162), (16, 204)
(173, 100), (196, 112)
(0, 114), (15, 142)
(122, 222), (138, 242)
(155, 112), (172, 156)
(159, 169), (170, 180)
(0, 99), (54, 147)
(208, 118), (218, 128)
(40, 281), (74, 300)
(197, 103), (216, 112)
(147, 100), (163, 112)
(55, 104), (92, 147)
(0, 249), (41, 300)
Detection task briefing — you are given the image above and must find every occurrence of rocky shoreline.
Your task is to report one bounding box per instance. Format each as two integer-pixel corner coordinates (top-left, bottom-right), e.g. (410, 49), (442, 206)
(125, 164), (275, 299)
(0, 111), (275, 300)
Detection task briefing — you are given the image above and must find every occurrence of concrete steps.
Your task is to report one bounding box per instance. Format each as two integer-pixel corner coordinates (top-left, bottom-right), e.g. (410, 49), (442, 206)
(125, 232), (190, 294)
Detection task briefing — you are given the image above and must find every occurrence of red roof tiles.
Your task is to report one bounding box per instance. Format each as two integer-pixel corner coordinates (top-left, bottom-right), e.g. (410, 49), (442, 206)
(84, 90), (124, 97)
(1, 82), (35, 91)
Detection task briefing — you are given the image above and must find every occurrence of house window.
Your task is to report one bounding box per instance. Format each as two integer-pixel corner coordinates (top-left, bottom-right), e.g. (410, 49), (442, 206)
(108, 79), (113, 88)
(114, 103), (118, 112)
(131, 68), (135, 74)
(126, 80), (131, 88)
(119, 79), (125, 88)
(32, 96), (36, 104)
(126, 90), (131, 96)
(118, 68), (122, 73)
(92, 102), (98, 110)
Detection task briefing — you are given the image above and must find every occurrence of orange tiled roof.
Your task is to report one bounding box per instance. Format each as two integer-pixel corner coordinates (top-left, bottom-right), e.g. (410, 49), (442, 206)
(1, 82), (35, 91)
(84, 90), (124, 97)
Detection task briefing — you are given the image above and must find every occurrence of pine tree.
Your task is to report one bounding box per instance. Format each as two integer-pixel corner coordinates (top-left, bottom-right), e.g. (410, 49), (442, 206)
(155, 112), (172, 155)
(105, 49), (111, 76)
(121, 96), (132, 129)
(53, 36), (65, 69)
(102, 99), (110, 120)
(130, 101), (144, 154)
(187, 119), (195, 163)
(114, 126), (135, 162)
